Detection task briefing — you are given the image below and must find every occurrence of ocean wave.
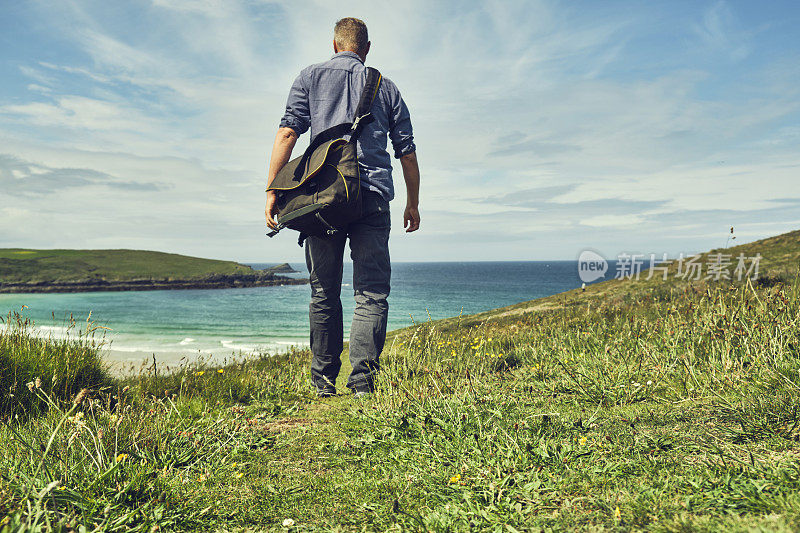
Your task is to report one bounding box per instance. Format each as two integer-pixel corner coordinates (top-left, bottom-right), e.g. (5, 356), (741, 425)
(23, 326), (310, 363)
(220, 340), (260, 354)
(36, 325), (71, 337)
(106, 344), (164, 353)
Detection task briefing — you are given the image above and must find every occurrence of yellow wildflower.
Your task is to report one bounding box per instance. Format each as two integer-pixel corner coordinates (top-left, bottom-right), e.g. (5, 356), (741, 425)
(579, 436), (587, 446)
(67, 411), (87, 428)
(116, 453), (129, 463)
(449, 474), (461, 484)
(217, 369), (224, 374)
(236, 472), (244, 479)
(614, 506), (621, 520)
(195, 371), (205, 377)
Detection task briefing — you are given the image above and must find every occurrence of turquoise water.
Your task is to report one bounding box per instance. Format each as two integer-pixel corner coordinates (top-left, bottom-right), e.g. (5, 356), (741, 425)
(0, 262), (585, 365)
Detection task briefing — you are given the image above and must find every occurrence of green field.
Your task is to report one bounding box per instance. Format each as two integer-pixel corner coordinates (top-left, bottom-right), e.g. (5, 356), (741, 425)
(1, 230), (799, 531)
(0, 248), (279, 284)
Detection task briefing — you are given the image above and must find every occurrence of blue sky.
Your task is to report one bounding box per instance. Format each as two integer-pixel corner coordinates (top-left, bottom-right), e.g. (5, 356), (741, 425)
(0, 0), (798, 263)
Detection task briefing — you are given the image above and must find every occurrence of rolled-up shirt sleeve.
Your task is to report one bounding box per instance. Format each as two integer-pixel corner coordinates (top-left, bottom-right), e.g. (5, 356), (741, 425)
(386, 81), (416, 159)
(279, 70), (310, 136)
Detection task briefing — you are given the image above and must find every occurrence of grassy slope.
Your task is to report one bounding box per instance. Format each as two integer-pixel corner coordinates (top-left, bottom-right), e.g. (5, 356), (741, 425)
(0, 249), (258, 283)
(459, 228), (800, 326)
(1, 229), (800, 532)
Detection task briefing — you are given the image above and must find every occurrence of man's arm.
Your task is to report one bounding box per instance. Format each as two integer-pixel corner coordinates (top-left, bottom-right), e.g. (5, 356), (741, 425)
(265, 127), (299, 230)
(399, 151), (420, 233)
(267, 68), (308, 231)
(383, 78), (419, 232)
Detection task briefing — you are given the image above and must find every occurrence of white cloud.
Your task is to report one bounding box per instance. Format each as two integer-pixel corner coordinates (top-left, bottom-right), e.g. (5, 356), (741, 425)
(693, 1), (753, 61)
(580, 214), (644, 228)
(3, 96), (154, 132)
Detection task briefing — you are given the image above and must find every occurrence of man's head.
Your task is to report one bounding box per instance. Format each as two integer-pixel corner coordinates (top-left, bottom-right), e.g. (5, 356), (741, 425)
(333, 17), (370, 61)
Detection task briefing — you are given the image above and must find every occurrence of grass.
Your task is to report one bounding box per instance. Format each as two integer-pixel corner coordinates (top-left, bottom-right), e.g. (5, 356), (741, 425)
(0, 248), (292, 285)
(0, 312), (111, 418)
(1, 229), (799, 531)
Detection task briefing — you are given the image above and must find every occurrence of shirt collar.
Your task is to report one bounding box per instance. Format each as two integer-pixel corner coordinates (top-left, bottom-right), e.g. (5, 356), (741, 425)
(331, 50), (364, 63)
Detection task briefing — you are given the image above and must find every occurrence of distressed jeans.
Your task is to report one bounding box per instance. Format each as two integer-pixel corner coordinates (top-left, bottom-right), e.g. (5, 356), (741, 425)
(304, 191), (391, 393)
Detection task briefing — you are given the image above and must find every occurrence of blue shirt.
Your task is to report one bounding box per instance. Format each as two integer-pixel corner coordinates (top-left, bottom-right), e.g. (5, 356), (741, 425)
(279, 51), (416, 201)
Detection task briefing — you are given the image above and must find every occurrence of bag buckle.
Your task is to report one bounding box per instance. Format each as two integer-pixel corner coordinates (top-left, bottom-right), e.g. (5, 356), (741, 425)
(350, 112), (371, 136)
(266, 223), (284, 238)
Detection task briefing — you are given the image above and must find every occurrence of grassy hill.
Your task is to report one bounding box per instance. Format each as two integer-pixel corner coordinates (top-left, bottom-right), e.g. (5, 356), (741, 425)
(0, 249), (300, 292)
(0, 248), (257, 283)
(1, 229), (799, 531)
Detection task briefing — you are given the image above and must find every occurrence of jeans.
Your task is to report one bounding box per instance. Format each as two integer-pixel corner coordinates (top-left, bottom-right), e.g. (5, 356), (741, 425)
(304, 191), (391, 393)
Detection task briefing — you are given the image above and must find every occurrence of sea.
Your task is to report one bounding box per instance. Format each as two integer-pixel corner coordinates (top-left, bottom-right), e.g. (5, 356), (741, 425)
(0, 262), (593, 367)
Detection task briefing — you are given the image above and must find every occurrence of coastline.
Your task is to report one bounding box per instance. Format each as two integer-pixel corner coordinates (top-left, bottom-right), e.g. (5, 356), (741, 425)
(0, 275), (308, 293)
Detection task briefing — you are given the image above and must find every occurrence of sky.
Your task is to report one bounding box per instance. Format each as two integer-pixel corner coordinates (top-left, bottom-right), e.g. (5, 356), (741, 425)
(1, 0), (798, 263)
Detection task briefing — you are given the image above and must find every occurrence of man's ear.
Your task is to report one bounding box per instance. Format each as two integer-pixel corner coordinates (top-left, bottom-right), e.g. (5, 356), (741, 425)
(333, 39), (339, 53)
(358, 41), (371, 62)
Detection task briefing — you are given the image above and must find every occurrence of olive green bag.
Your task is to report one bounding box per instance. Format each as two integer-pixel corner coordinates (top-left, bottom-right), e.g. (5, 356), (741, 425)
(267, 67), (382, 242)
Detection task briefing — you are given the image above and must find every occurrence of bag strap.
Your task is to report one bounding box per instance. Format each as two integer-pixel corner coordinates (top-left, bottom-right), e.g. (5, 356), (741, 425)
(349, 67), (382, 141)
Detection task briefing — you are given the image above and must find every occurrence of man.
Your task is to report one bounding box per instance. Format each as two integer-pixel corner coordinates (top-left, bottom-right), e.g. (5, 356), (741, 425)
(265, 17), (421, 397)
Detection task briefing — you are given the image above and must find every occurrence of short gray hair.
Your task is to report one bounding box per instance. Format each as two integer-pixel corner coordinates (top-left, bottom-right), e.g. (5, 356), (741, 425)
(334, 17), (368, 53)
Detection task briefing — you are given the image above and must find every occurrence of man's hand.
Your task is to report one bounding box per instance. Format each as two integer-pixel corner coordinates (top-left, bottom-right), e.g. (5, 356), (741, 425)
(403, 204), (420, 232)
(265, 191), (279, 230)
(399, 151), (420, 234)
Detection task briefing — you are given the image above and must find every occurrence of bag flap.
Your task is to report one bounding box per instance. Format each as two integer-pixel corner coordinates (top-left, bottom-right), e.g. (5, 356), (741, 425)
(267, 138), (348, 191)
